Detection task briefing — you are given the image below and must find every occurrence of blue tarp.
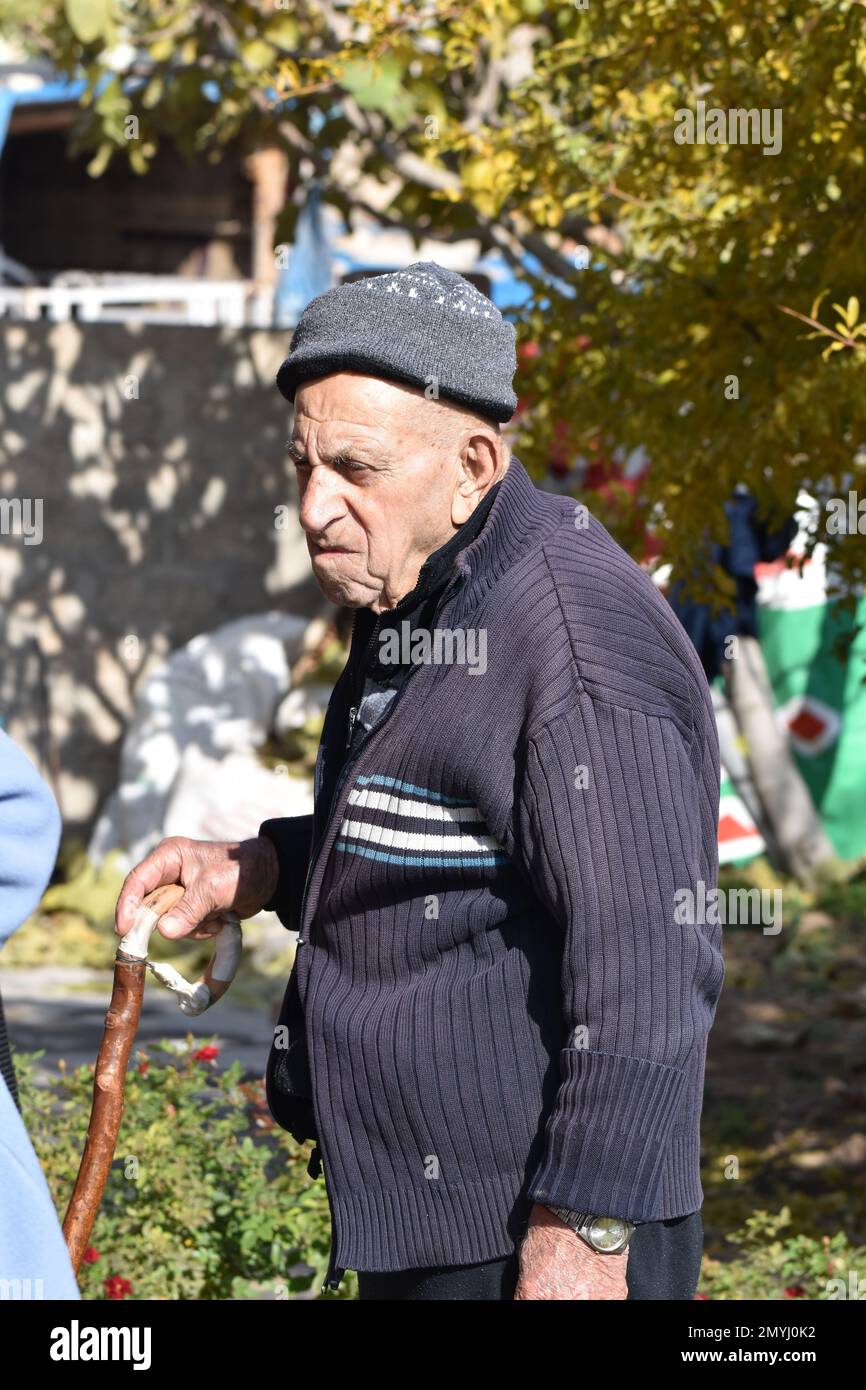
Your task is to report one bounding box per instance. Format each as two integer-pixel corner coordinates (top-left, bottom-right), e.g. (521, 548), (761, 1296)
(274, 181), (334, 326)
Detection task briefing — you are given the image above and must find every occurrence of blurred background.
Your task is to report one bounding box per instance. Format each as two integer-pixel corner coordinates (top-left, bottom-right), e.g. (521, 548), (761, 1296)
(1, 1), (865, 1300)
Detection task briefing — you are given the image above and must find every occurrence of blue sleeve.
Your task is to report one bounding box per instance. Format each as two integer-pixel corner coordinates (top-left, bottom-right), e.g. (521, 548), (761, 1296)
(0, 730), (78, 1298)
(0, 729), (61, 946)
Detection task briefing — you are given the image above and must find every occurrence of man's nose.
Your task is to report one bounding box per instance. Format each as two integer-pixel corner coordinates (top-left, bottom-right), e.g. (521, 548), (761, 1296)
(299, 467), (345, 535)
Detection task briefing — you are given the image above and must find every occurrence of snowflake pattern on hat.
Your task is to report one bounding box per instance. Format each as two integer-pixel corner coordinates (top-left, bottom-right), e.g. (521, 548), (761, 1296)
(362, 264), (496, 317)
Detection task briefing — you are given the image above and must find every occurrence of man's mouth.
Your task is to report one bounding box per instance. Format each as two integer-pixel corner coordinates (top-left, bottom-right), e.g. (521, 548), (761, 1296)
(312, 542), (352, 555)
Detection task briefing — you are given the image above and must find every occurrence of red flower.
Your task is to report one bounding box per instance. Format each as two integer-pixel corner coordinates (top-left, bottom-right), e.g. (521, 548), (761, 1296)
(82, 1247), (100, 1265)
(193, 1044), (220, 1063)
(104, 1276), (133, 1300)
(784, 1285), (806, 1298)
(138, 1060), (149, 1075)
(693, 1292), (710, 1299)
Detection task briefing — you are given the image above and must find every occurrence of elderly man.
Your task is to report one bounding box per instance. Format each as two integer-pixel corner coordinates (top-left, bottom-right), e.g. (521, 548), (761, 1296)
(116, 262), (724, 1301)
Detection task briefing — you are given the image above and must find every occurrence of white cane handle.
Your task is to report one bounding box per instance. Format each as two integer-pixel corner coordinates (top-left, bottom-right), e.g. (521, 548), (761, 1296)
(120, 883), (243, 1017)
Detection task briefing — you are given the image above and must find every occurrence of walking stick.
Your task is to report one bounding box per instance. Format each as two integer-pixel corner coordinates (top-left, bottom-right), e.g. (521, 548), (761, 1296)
(62, 883), (243, 1275)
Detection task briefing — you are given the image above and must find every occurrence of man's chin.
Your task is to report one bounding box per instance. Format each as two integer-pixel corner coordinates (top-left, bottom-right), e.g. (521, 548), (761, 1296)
(311, 562), (373, 609)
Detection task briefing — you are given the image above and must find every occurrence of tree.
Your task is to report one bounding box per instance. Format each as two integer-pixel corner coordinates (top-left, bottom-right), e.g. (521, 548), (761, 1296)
(8, 1), (865, 599)
(8, 0), (865, 879)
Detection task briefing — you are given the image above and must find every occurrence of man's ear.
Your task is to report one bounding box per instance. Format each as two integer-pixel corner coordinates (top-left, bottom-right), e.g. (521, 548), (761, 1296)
(451, 433), (502, 526)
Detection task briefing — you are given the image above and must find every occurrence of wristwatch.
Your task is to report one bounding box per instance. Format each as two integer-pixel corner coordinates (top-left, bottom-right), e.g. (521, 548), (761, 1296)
(545, 1206), (636, 1254)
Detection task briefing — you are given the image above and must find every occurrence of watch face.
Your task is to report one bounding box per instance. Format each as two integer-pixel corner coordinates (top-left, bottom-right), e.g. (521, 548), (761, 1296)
(587, 1216), (628, 1251)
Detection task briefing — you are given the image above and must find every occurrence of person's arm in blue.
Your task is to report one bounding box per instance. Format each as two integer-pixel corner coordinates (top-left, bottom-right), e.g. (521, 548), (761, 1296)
(0, 729), (79, 1299)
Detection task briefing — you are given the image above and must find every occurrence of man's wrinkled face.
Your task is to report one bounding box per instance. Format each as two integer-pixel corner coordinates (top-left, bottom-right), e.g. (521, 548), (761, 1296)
(289, 373), (479, 612)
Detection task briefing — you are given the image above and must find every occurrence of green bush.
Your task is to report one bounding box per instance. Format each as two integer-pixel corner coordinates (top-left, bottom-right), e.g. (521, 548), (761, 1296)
(700, 1208), (866, 1300)
(18, 1043), (357, 1301)
(21, 1045), (865, 1301)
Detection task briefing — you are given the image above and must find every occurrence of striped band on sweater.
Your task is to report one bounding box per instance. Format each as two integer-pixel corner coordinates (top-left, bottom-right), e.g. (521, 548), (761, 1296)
(336, 773), (509, 868)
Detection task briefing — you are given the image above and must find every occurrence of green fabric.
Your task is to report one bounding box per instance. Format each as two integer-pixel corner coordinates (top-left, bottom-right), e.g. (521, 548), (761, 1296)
(757, 595), (866, 861)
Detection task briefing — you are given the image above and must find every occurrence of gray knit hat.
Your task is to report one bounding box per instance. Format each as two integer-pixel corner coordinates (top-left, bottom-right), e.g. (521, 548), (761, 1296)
(276, 261), (517, 423)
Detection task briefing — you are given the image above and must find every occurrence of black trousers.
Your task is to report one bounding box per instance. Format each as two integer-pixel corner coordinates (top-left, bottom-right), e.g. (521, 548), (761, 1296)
(356, 1211), (703, 1301)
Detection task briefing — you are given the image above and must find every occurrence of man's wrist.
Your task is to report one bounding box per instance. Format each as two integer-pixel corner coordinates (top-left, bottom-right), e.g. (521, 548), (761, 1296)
(259, 834), (280, 910)
(243, 834), (279, 915)
(258, 815), (316, 930)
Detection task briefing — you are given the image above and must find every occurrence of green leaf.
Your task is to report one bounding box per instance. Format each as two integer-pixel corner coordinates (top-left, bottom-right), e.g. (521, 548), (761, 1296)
(241, 40), (276, 71)
(340, 55), (415, 131)
(64, 0), (113, 45)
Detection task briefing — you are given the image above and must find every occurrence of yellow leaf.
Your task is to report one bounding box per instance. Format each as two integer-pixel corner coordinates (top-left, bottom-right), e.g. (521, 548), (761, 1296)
(242, 40), (276, 71)
(87, 142), (113, 178)
(149, 37), (174, 63)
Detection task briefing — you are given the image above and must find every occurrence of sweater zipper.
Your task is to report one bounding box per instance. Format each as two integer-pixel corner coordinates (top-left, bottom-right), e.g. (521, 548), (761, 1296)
(313, 667), (420, 1294)
(295, 609), (361, 950)
(345, 705), (358, 750)
(303, 580), (463, 941)
(297, 598), (397, 949)
(294, 626), (359, 1292)
(302, 574), (467, 1294)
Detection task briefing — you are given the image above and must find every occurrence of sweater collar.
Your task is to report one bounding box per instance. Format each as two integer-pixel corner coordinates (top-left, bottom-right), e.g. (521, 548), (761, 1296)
(395, 473), (502, 611)
(448, 455), (563, 615)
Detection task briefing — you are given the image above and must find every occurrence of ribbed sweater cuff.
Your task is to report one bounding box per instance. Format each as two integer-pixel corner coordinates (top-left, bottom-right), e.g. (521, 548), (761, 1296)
(526, 1048), (688, 1223)
(258, 814), (315, 930)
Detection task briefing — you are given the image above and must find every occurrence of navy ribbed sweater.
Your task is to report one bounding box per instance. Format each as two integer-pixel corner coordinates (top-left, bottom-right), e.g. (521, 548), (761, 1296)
(261, 456), (724, 1285)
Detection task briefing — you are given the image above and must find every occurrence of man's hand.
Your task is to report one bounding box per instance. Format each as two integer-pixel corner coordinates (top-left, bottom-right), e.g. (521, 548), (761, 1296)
(115, 835), (279, 942)
(514, 1203), (629, 1301)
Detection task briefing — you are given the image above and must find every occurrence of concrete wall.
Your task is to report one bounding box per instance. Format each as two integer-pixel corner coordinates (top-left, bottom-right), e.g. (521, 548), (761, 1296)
(0, 319), (325, 831)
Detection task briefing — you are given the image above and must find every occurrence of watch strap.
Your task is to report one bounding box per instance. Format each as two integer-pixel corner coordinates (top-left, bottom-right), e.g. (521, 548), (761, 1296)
(546, 1205), (637, 1251)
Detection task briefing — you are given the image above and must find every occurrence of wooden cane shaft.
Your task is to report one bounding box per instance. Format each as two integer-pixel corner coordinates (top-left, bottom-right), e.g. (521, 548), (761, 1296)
(62, 882), (186, 1274)
(62, 960), (145, 1273)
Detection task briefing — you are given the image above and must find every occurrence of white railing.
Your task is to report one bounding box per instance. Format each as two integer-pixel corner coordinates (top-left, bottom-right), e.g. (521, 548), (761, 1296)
(0, 278), (279, 328)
